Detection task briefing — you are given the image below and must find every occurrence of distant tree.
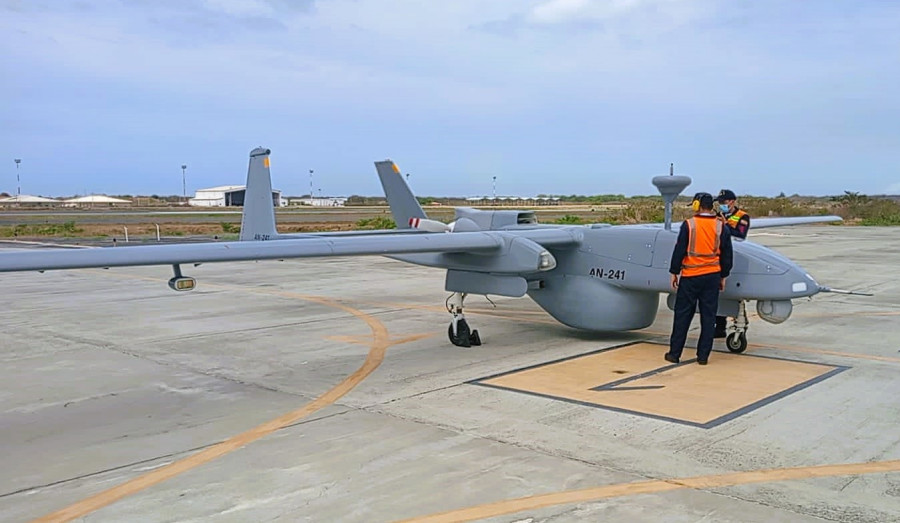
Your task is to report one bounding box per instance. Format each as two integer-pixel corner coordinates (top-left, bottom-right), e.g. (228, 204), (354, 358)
(839, 191), (870, 206)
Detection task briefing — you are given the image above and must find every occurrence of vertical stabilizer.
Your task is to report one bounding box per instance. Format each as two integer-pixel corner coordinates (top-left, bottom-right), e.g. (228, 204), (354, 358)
(374, 160), (427, 229)
(239, 147), (279, 241)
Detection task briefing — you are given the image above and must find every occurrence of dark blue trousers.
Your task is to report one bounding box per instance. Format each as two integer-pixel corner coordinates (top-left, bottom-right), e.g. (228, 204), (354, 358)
(669, 272), (720, 361)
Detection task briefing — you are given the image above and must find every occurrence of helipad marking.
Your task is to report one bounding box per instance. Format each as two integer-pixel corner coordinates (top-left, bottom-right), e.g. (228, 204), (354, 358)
(472, 342), (847, 428)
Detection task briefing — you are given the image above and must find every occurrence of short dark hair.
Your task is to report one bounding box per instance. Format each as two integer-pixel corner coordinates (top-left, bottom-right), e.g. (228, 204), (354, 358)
(698, 193), (715, 210)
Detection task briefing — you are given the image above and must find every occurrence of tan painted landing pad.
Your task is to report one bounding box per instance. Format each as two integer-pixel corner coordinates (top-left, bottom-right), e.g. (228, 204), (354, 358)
(474, 342), (847, 428)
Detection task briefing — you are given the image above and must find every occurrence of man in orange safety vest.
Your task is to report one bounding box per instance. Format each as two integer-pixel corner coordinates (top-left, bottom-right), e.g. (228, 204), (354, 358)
(665, 192), (733, 365)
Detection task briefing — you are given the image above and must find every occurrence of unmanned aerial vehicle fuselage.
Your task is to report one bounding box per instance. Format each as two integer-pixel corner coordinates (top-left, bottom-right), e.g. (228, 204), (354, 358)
(0, 147), (846, 350)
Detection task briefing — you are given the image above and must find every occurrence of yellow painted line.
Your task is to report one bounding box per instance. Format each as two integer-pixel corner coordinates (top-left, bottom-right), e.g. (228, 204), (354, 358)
(33, 277), (394, 523)
(326, 332), (436, 346)
(399, 459), (900, 523)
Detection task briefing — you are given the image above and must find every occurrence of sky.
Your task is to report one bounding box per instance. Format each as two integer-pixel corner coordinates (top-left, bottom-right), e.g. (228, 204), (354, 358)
(2, 0), (899, 198)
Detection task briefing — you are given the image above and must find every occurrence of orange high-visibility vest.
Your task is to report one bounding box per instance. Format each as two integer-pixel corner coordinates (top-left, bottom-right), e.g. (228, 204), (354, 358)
(682, 216), (723, 277)
(726, 208), (748, 230)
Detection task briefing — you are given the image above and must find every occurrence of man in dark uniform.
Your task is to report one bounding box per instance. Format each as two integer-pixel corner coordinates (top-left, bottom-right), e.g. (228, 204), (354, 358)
(665, 192), (733, 365)
(714, 189), (750, 338)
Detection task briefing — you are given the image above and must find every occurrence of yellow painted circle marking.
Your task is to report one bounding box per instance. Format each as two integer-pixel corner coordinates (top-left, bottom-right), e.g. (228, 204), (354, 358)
(33, 278), (392, 523)
(399, 459), (900, 523)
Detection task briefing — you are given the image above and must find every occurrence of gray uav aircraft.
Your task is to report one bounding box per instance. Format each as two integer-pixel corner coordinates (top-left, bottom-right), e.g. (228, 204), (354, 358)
(0, 147), (851, 351)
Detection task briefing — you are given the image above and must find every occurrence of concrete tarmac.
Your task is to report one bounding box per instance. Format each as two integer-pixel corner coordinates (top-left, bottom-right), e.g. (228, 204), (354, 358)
(0, 226), (898, 522)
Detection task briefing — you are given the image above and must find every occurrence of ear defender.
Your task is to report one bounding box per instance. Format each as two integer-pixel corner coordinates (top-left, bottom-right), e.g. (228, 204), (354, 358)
(692, 199), (700, 212)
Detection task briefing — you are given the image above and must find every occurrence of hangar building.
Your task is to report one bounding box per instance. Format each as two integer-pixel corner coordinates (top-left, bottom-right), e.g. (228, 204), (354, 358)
(189, 185), (282, 207)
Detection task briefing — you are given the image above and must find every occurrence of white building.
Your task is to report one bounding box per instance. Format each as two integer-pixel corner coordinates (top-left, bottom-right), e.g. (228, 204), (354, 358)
(63, 195), (132, 207)
(189, 185), (282, 207)
(0, 195), (62, 206)
(287, 197), (347, 207)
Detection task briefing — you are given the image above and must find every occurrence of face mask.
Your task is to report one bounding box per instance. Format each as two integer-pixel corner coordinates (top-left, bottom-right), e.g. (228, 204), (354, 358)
(719, 204), (730, 213)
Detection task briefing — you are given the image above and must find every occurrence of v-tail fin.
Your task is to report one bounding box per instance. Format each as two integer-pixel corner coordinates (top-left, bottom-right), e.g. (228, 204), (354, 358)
(374, 160), (427, 229)
(239, 147), (279, 241)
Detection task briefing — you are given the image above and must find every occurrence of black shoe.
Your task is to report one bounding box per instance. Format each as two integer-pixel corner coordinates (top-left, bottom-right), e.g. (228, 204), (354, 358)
(697, 359), (708, 365)
(664, 353), (679, 364)
(713, 329), (727, 339)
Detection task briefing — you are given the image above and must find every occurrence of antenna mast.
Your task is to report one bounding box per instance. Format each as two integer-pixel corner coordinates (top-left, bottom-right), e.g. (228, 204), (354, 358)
(652, 163), (691, 231)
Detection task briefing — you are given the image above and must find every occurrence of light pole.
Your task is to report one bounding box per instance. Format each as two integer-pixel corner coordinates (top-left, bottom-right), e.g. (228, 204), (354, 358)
(492, 176), (496, 200)
(309, 169), (314, 204)
(406, 173), (410, 184)
(14, 159), (21, 197)
(181, 164), (187, 200)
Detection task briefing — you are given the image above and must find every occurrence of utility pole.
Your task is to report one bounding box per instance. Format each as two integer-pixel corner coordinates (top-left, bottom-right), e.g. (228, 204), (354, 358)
(14, 159), (21, 197)
(181, 164), (187, 200)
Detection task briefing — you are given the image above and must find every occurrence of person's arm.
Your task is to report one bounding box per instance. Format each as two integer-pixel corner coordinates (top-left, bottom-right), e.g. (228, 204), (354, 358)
(731, 214), (750, 239)
(669, 224), (688, 288)
(719, 226), (733, 278)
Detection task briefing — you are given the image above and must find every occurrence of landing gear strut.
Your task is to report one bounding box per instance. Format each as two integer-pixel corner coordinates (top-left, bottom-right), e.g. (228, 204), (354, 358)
(725, 300), (749, 353)
(446, 292), (481, 347)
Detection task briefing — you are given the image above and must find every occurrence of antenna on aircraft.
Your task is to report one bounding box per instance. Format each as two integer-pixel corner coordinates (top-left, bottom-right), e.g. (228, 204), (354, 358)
(652, 163), (691, 231)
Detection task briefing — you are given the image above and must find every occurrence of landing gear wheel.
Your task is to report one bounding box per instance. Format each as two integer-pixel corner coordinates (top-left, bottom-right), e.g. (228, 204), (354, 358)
(446, 292), (482, 348)
(448, 318), (472, 347)
(726, 332), (747, 353)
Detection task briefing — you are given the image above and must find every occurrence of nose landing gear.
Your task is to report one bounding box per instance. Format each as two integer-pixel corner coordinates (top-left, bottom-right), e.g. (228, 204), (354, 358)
(447, 292), (481, 347)
(725, 300), (749, 353)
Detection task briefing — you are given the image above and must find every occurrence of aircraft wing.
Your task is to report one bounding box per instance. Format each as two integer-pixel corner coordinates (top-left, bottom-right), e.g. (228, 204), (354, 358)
(744, 215), (843, 228)
(0, 226), (583, 273)
(0, 232), (511, 273)
(652, 215), (843, 231)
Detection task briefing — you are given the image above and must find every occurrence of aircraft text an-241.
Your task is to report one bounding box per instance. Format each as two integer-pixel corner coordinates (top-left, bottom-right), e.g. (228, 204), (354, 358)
(0, 147), (858, 351)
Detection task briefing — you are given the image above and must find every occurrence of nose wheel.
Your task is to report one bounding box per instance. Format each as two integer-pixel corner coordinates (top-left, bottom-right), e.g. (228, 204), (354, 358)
(447, 292), (481, 347)
(726, 332), (747, 353)
(725, 300), (749, 353)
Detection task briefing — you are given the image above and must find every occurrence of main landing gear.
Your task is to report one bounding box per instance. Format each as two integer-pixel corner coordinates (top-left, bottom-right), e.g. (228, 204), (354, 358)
(725, 300), (749, 353)
(447, 292), (481, 347)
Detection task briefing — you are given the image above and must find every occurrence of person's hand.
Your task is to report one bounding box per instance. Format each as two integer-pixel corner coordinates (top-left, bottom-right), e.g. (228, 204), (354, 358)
(671, 274), (679, 290)
(719, 277), (727, 291)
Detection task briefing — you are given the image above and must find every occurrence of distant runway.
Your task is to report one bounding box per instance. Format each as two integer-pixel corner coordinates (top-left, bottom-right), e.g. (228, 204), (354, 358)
(0, 226), (898, 521)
